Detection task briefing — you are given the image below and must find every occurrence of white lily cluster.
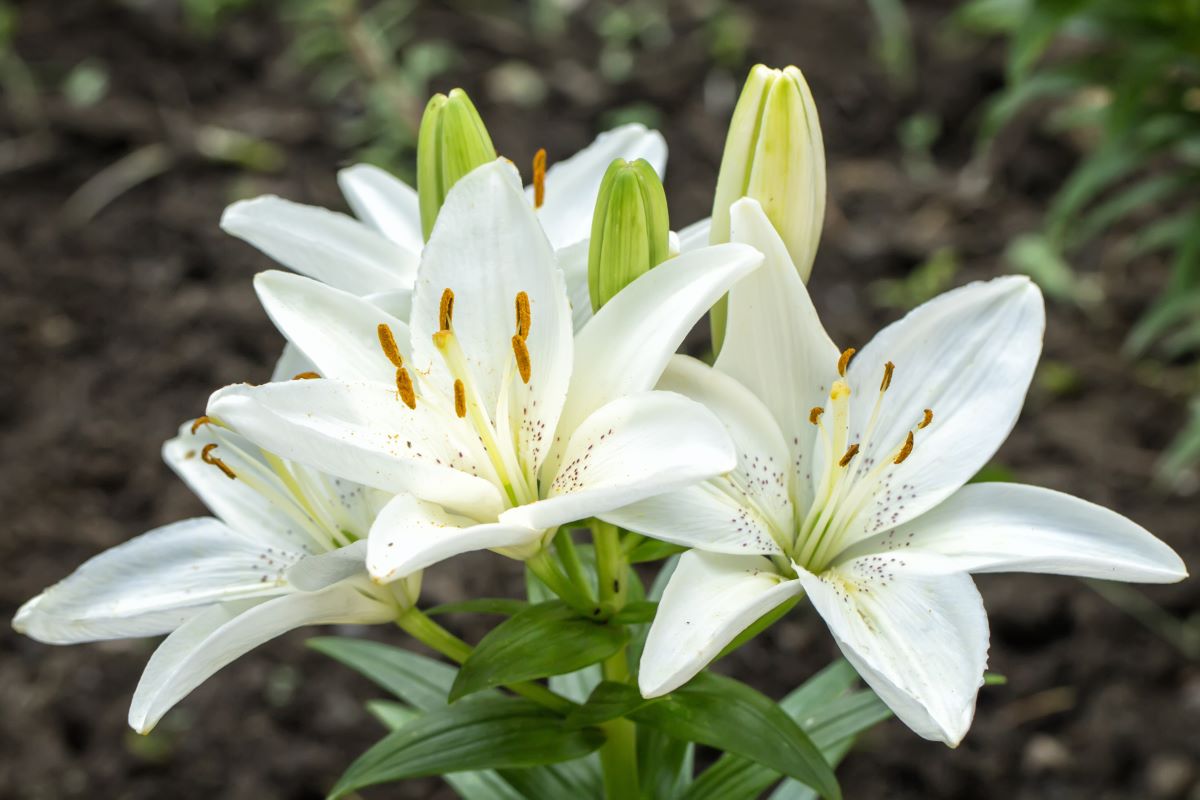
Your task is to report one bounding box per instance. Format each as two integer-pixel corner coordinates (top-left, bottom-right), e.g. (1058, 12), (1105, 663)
(14, 67), (1186, 759)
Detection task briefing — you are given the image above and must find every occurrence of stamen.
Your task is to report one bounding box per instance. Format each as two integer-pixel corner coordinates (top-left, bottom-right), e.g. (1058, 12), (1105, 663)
(515, 291), (531, 340)
(439, 288), (455, 332)
(837, 347), (856, 377)
(292, 371), (320, 380)
(200, 443), (236, 479)
(838, 443), (860, 467)
(532, 148), (547, 209)
(809, 406), (824, 425)
(894, 431), (915, 464)
(395, 368), (417, 409)
(919, 408), (933, 429)
(454, 379), (467, 418)
(190, 416), (214, 435)
(880, 361), (895, 392)
(512, 335), (532, 384)
(377, 323), (404, 368)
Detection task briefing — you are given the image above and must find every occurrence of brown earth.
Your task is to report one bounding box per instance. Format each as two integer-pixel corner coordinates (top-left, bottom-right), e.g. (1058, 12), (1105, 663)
(1, 1), (1196, 798)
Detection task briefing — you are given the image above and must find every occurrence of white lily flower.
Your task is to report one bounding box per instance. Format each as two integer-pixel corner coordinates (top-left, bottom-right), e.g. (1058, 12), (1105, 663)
(13, 420), (413, 734)
(219, 123), (667, 340)
(207, 159), (761, 583)
(604, 198), (1187, 746)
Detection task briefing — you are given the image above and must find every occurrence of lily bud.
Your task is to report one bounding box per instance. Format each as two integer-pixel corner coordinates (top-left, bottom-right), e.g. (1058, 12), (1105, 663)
(417, 88), (496, 240)
(587, 158), (671, 312)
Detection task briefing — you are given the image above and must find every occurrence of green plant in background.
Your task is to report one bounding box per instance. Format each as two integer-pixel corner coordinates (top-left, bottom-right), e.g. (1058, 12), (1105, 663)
(957, 0), (1200, 484)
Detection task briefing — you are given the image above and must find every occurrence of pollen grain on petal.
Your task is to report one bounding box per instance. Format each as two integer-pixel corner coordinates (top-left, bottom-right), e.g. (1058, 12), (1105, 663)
(396, 367), (417, 409)
(200, 443), (237, 479)
(532, 148), (547, 209)
(809, 406), (824, 425)
(515, 291), (531, 340)
(190, 416), (214, 435)
(453, 379), (467, 418)
(439, 288), (455, 332)
(512, 334), (532, 384)
(837, 347), (856, 377)
(838, 443), (860, 467)
(292, 371), (321, 380)
(919, 408), (933, 429)
(880, 361), (895, 392)
(894, 431), (915, 464)
(377, 323), (404, 368)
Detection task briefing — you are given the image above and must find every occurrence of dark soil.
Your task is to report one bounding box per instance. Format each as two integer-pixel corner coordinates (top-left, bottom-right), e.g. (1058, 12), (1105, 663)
(2, 2), (1196, 798)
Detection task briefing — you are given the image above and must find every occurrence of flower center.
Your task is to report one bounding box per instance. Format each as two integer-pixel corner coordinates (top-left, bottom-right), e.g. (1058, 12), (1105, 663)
(792, 349), (933, 572)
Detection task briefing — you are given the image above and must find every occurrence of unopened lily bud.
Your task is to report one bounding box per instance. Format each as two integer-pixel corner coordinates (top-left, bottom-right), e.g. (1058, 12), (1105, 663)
(711, 64), (825, 280)
(417, 88), (496, 240)
(587, 158), (671, 312)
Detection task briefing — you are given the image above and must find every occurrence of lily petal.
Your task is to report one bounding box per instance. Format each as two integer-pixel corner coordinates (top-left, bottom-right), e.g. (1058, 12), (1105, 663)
(531, 124), (668, 250)
(677, 216), (711, 253)
(286, 541), (369, 592)
(639, 551), (802, 697)
(13, 518), (298, 644)
(128, 582), (392, 733)
(850, 483), (1187, 583)
(505, 390), (736, 532)
(254, 270), (411, 384)
(367, 494), (543, 582)
(717, 199), (838, 512)
(841, 276), (1044, 544)
(795, 553), (989, 746)
(207, 381), (504, 519)
(556, 238), (593, 332)
(337, 163), (423, 252)
(270, 342), (316, 383)
(221, 196), (416, 295)
(548, 241), (763, 477)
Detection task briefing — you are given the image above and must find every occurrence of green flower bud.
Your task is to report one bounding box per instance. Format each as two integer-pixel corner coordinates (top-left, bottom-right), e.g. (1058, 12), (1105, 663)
(711, 64), (825, 280)
(417, 88), (497, 240)
(587, 158), (671, 312)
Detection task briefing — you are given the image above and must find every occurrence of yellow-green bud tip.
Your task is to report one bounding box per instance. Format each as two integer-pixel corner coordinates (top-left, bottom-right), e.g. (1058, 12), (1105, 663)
(417, 88), (497, 240)
(587, 158), (670, 312)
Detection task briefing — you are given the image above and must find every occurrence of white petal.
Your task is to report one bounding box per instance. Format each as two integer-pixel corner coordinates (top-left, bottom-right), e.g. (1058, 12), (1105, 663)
(254, 270), (411, 384)
(850, 483), (1187, 583)
(208, 381), (504, 519)
(504, 390), (736, 531)
(716, 199), (839, 513)
(602, 355), (791, 554)
(840, 276), (1045, 544)
(548, 241), (763, 477)
(221, 196), (417, 295)
(639, 551), (802, 697)
(338, 163), (423, 251)
(128, 582), (392, 733)
(676, 216), (711, 253)
(796, 553), (989, 746)
(531, 124), (668, 250)
(364, 287), (413, 323)
(367, 494), (543, 582)
(286, 541), (370, 592)
(556, 239), (594, 332)
(410, 159), (573, 471)
(270, 342), (316, 383)
(13, 519), (298, 644)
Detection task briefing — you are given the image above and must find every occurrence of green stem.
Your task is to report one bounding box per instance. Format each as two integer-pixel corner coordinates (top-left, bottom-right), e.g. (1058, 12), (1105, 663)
(593, 520), (627, 611)
(395, 607), (573, 714)
(528, 547), (596, 613)
(554, 528), (594, 602)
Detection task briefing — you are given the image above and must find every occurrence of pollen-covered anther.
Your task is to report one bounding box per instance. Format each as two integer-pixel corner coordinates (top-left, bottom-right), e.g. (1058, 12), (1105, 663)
(439, 288), (455, 332)
(453, 379), (467, 418)
(515, 291), (531, 340)
(292, 371), (320, 380)
(190, 416), (214, 435)
(919, 408), (933, 429)
(395, 368), (417, 410)
(894, 431), (915, 465)
(532, 148), (547, 209)
(838, 443), (860, 467)
(880, 361), (895, 392)
(377, 323), (404, 368)
(837, 347), (856, 377)
(809, 406), (824, 425)
(200, 443), (236, 479)
(512, 335), (532, 384)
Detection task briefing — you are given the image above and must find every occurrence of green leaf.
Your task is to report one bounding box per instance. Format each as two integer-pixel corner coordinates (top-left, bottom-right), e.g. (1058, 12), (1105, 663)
(424, 598), (530, 617)
(633, 672), (841, 800)
(451, 601), (629, 702)
(329, 695), (605, 798)
(366, 699), (418, 730)
(639, 726), (694, 800)
(567, 681), (660, 728)
(717, 596), (800, 659)
(308, 636), (459, 711)
(611, 600), (658, 624)
(628, 537), (689, 564)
